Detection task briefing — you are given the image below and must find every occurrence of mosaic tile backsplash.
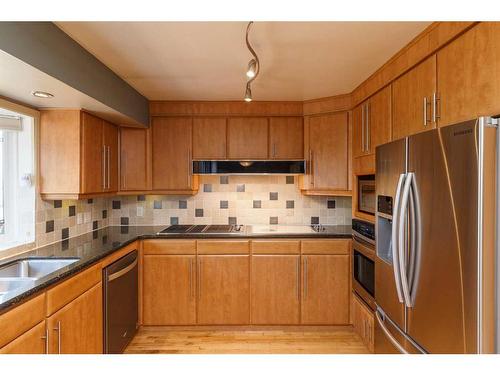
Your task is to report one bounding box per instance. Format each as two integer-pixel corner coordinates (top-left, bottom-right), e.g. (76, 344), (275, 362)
(3, 175), (352, 258)
(107, 175), (352, 227)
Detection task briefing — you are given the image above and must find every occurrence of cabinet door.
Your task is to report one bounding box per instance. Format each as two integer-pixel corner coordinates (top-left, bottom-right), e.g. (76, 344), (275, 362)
(80, 112), (103, 194)
(0, 321), (47, 354)
(367, 85), (392, 154)
(47, 282), (103, 354)
(352, 103), (366, 158)
(192, 118), (227, 159)
(392, 55), (436, 140)
(143, 255), (196, 325)
(120, 127), (150, 191)
(438, 22), (500, 126)
(269, 117), (304, 159)
(301, 255), (349, 324)
(309, 112), (348, 190)
(197, 255), (250, 324)
(352, 294), (374, 352)
(103, 121), (119, 192)
(152, 117), (193, 190)
(251, 255), (300, 324)
(227, 118), (268, 159)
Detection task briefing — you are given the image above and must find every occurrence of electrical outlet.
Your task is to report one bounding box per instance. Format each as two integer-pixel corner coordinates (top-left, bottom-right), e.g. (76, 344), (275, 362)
(77, 213), (84, 225)
(137, 206), (144, 217)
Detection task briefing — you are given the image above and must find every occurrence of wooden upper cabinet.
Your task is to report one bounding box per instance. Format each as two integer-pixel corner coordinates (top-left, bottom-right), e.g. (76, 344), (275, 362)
(143, 255), (196, 325)
(367, 85), (392, 153)
(438, 22), (500, 127)
(251, 255), (300, 324)
(192, 118), (227, 159)
(80, 112), (103, 194)
(40, 110), (119, 199)
(301, 255), (350, 325)
(120, 127), (151, 191)
(227, 117), (268, 159)
(151, 117), (197, 192)
(392, 55), (437, 140)
(269, 117), (304, 159)
(46, 282), (103, 354)
(308, 112), (349, 191)
(197, 255), (250, 325)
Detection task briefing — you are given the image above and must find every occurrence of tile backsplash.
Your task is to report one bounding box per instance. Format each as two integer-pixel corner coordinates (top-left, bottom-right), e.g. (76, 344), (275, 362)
(108, 175), (352, 227)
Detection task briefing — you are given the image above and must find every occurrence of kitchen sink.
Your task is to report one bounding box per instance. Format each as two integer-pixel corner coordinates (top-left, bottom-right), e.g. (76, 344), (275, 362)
(0, 258), (79, 280)
(0, 278), (35, 299)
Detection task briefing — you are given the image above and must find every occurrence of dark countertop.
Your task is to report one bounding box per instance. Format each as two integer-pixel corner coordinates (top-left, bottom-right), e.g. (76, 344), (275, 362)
(0, 224), (351, 313)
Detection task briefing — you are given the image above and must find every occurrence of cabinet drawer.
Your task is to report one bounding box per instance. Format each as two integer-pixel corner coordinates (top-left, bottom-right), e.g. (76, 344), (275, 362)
(251, 240), (300, 254)
(301, 239), (350, 255)
(0, 293), (45, 348)
(143, 240), (196, 255)
(46, 264), (101, 316)
(197, 240), (250, 255)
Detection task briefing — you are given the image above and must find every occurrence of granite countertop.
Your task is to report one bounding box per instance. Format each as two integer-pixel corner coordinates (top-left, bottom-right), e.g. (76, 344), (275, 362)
(0, 224), (352, 312)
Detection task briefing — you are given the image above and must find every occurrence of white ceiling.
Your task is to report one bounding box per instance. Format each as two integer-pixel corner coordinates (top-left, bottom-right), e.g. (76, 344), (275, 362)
(56, 22), (431, 101)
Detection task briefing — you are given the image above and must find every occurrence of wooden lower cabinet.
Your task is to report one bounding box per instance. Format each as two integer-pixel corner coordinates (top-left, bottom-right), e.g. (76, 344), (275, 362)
(251, 255), (300, 324)
(301, 255), (350, 325)
(352, 294), (374, 352)
(46, 282), (103, 354)
(0, 321), (47, 354)
(143, 255), (196, 325)
(197, 255), (250, 324)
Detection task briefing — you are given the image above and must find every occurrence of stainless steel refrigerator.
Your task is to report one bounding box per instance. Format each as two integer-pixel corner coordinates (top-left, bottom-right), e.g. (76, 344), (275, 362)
(375, 117), (499, 354)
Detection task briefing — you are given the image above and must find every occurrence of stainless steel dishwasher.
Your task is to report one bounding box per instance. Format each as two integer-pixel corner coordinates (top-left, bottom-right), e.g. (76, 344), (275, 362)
(103, 250), (138, 354)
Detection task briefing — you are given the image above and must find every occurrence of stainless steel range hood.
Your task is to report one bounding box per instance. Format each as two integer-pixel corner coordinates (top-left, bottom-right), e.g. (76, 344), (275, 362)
(192, 160), (306, 175)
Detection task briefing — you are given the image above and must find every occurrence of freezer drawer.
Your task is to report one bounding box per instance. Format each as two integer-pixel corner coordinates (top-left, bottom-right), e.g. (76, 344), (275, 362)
(375, 308), (424, 354)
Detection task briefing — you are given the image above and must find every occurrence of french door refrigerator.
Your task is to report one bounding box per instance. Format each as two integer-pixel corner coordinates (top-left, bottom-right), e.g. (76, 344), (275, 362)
(375, 117), (499, 354)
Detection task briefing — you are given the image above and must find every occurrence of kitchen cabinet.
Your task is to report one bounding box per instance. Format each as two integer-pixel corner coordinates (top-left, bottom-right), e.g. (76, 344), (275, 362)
(192, 117), (227, 159)
(301, 254), (350, 324)
(40, 110), (119, 199)
(302, 112), (350, 194)
(197, 255), (250, 324)
(251, 255), (300, 324)
(227, 117), (269, 159)
(352, 85), (392, 158)
(392, 55), (437, 140)
(143, 255), (196, 325)
(269, 117), (304, 159)
(46, 282), (103, 354)
(151, 117), (198, 193)
(119, 126), (151, 192)
(437, 22), (500, 127)
(352, 293), (374, 352)
(0, 321), (47, 354)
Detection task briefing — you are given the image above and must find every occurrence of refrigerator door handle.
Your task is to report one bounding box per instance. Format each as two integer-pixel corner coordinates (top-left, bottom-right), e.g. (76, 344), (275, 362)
(391, 173), (406, 304)
(408, 176), (422, 304)
(398, 172), (414, 307)
(375, 309), (409, 354)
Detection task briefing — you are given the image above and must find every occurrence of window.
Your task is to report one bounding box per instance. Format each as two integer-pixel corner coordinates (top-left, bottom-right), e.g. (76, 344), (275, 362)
(0, 107), (35, 250)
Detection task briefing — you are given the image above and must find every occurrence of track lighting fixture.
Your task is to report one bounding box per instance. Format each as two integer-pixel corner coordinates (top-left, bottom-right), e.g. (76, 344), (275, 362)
(244, 21), (260, 102)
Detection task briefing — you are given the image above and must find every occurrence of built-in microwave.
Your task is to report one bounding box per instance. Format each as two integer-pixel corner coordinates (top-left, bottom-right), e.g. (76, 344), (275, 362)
(357, 175), (375, 215)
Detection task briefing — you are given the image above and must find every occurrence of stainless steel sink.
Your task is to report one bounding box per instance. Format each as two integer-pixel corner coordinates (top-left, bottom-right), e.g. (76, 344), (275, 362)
(0, 278), (35, 298)
(0, 258), (79, 279)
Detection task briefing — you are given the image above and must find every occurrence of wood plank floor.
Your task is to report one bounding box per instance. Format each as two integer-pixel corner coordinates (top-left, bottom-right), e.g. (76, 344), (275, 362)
(124, 327), (370, 354)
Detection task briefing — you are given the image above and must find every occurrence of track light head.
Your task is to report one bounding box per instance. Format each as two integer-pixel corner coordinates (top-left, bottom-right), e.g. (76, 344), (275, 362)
(244, 83), (252, 102)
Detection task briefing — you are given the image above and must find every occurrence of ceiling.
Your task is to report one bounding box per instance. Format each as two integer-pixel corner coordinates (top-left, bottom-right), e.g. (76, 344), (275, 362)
(56, 22), (431, 101)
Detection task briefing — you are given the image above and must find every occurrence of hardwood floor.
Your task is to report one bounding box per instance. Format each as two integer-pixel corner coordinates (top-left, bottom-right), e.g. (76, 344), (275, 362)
(124, 327), (370, 354)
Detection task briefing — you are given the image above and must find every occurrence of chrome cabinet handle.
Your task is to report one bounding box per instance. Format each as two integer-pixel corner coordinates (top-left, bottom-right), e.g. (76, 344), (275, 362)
(296, 257), (300, 300)
(398, 172), (414, 307)
(41, 328), (49, 354)
(122, 151), (126, 190)
(107, 146), (111, 189)
(187, 149), (191, 188)
(432, 92), (440, 123)
(53, 321), (61, 354)
(366, 102), (370, 152)
(197, 258), (201, 299)
(189, 259), (193, 298)
(392, 174), (405, 304)
(361, 104), (365, 152)
(303, 257), (308, 299)
(102, 145), (106, 190)
(309, 149), (314, 187)
(423, 97), (429, 126)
